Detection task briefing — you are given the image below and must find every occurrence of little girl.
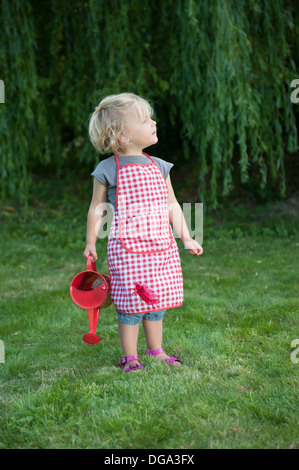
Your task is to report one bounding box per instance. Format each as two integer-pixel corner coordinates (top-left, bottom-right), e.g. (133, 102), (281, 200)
(84, 93), (203, 372)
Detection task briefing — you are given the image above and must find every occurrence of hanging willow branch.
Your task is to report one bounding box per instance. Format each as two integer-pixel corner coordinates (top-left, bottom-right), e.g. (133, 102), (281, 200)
(165, 0), (298, 207)
(0, 0), (298, 208)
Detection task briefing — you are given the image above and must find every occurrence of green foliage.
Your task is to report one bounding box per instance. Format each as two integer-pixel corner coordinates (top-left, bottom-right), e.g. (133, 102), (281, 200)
(0, 0), (298, 208)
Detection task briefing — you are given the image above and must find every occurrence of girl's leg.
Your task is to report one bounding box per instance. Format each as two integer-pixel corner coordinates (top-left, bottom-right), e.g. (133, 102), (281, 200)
(142, 318), (181, 366)
(142, 318), (163, 350)
(118, 321), (140, 367)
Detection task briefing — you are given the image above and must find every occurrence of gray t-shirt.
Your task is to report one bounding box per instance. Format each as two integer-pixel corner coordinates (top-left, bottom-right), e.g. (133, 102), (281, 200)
(91, 154), (174, 208)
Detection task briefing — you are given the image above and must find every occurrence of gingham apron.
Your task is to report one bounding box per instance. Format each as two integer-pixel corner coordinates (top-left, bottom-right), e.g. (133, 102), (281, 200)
(107, 153), (184, 314)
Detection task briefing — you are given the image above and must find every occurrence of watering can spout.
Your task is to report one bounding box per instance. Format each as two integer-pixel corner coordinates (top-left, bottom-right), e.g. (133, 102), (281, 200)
(82, 308), (101, 345)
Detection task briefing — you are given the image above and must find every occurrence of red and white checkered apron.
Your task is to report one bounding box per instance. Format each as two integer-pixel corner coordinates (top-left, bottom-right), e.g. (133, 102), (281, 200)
(107, 153), (184, 314)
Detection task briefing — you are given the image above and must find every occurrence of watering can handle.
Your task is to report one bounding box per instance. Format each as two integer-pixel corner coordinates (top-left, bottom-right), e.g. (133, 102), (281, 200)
(87, 254), (97, 272)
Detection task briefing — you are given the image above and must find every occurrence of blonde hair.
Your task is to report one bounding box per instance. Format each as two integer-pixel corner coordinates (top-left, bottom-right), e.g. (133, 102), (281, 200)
(88, 92), (154, 154)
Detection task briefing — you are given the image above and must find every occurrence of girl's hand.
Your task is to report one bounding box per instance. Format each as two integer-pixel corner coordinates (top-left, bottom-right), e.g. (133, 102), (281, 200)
(183, 238), (203, 256)
(83, 244), (98, 262)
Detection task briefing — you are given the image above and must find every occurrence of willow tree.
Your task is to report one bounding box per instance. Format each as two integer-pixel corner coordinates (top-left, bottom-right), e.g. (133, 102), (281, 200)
(0, 0), (298, 208)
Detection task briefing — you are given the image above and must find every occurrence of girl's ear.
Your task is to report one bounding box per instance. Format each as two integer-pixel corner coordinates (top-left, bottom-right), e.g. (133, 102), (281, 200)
(117, 131), (130, 145)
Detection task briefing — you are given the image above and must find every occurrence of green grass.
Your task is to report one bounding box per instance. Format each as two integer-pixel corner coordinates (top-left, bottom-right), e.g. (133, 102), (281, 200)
(0, 174), (298, 449)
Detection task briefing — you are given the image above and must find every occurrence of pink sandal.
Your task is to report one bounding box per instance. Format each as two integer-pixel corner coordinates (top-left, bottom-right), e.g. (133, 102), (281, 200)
(120, 355), (145, 372)
(145, 348), (181, 366)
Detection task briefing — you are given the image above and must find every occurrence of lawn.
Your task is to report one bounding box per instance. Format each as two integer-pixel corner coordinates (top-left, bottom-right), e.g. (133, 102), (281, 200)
(0, 174), (298, 449)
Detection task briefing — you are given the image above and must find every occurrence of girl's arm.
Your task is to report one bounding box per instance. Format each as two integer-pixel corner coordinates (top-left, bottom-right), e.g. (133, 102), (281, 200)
(84, 178), (108, 262)
(166, 175), (203, 256)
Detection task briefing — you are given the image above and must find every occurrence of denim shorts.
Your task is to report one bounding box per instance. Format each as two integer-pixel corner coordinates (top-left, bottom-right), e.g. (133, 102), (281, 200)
(117, 309), (166, 325)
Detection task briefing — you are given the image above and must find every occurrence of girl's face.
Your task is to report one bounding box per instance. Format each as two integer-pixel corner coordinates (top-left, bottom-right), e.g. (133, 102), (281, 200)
(120, 107), (158, 154)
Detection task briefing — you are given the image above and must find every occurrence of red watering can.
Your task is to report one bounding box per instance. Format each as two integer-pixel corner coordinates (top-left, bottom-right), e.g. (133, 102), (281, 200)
(70, 255), (112, 344)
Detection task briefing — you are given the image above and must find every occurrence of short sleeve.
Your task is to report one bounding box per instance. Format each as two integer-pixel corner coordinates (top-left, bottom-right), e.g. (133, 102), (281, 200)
(151, 156), (174, 180)
(91, 161), (108, 186)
